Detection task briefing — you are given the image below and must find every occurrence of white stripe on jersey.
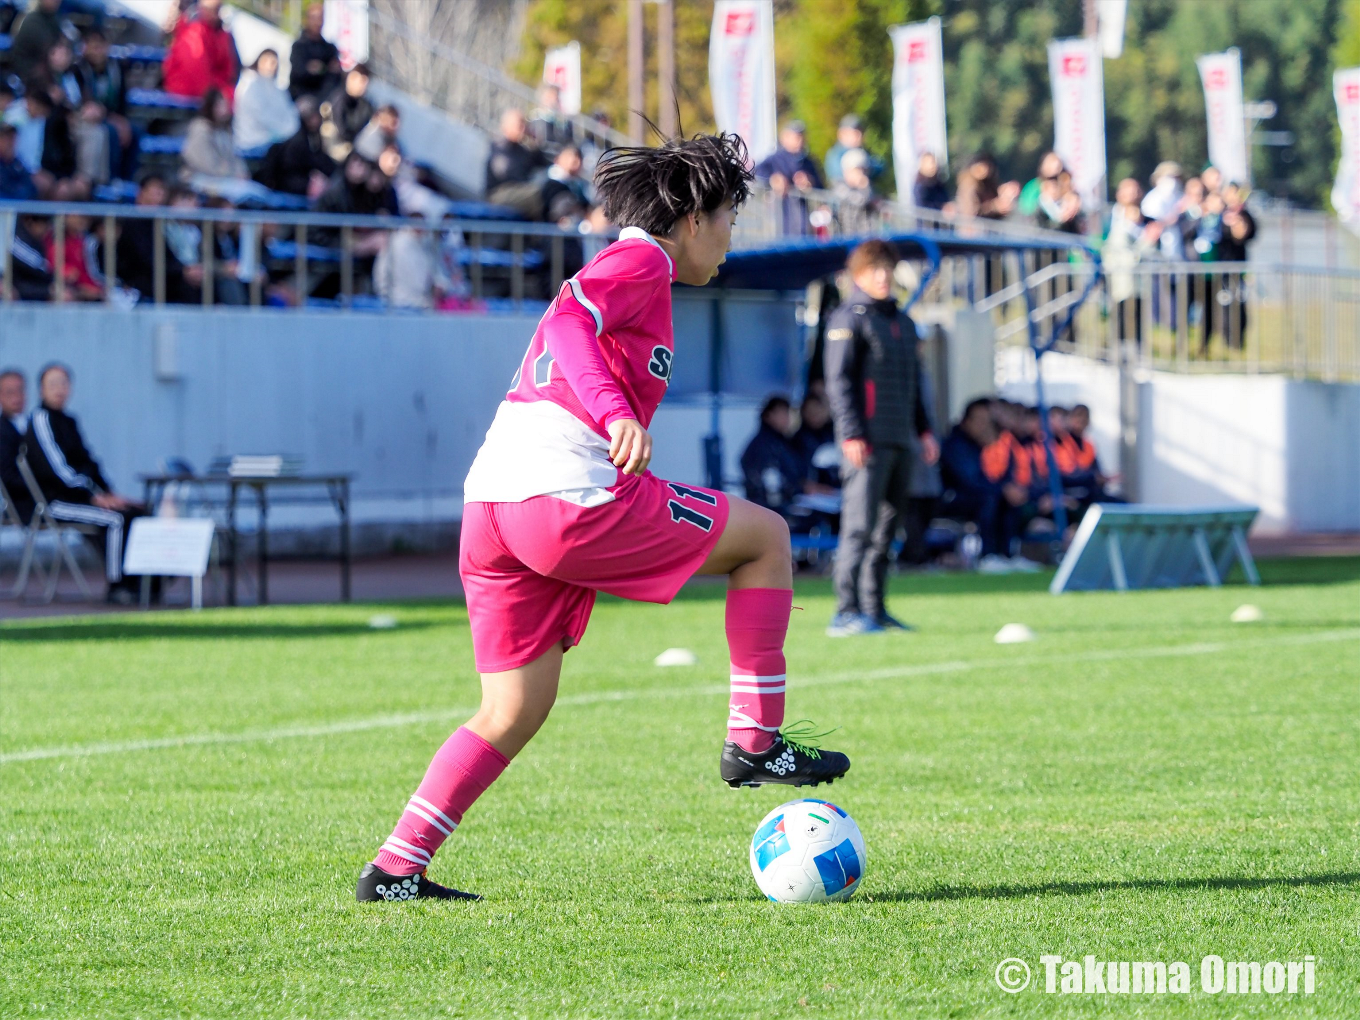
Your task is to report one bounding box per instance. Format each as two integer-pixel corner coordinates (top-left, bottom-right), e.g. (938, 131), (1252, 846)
(565, 277), (604, 336)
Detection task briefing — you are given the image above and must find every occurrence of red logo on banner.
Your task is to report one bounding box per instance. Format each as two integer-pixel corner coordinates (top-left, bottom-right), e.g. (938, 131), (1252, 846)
(907, 40), (927, 62)
(547, 65), (567, 89)
(1062, 54), (1086, 77)
(1347, 83), (1360, 102)
(725, 11), (755, 36)
(1206, 68), (1228, 89)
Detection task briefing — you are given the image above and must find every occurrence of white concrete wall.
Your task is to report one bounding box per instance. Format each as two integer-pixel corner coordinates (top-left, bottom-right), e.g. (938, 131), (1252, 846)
(996, 349), (1360, 534)
(0, 294), (799, 532)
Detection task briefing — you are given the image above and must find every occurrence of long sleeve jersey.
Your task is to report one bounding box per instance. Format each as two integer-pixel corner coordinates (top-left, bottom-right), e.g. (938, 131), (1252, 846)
(463, 228), (677, 504)
(25, 404), (113, 505)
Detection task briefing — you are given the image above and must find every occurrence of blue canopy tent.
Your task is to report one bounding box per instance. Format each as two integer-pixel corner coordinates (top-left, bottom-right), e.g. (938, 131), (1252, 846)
(701, 230), (1100, 538)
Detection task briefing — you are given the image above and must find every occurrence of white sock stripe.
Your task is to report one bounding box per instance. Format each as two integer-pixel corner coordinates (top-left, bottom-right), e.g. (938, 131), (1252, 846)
(404, 802), (453, 837)
(382, 835), (432, 862)
(729, 684), (786, 694)
(379, 841), (431, 868)
(729, 673), (787, 685)
(727, 710), (782, 731)
(408, 794), (457, 832)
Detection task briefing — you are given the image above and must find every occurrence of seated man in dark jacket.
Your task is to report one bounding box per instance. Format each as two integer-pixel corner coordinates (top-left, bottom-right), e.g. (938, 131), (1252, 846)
(288, 1), (342, 100)
(9, 214), (55, 301)
(257, 94), (335, 196)
(116, 174), (204, 304)
(484, 108), (550, 216)
(740, 396), (806, 513)
(24, 362), (151, 602)
(0, 368), (35, 524)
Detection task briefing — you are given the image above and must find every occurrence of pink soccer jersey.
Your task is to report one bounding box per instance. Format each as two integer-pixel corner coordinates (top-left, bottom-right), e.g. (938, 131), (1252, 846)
(506, 228), (676, 434)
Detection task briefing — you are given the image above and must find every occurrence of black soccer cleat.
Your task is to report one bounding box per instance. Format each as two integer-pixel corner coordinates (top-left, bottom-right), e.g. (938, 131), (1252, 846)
(721, 724), (850, 789)
(355, 862), (480, 902)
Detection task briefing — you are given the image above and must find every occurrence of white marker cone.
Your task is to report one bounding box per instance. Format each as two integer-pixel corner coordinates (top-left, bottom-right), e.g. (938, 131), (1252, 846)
(653, 647), (699, 667)
(994, 623), (1036, 644)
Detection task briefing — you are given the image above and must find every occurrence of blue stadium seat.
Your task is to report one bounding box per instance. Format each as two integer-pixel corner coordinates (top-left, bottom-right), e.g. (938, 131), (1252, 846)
(92, 179), (140, 203)
(265, 239), (343, 263)
(456, 247), (545, 269)
(127, 88), (200, 110)
(108, 45), (165, 63)
(445, 201), (526, 222)
(139, 135), (183, 154)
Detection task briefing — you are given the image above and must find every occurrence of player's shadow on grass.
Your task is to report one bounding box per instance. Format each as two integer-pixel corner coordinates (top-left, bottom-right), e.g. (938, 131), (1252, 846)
(869, 871), (1360, 903)
(0, 620), (440, 642)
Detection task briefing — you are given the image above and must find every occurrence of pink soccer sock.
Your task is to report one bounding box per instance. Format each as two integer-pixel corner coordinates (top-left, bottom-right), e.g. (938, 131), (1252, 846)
(725, 587), (792, 754)
(373, 726), (509, 876)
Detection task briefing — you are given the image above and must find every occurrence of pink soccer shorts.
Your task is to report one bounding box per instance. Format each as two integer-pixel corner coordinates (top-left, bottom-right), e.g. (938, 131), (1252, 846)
(459, 471), (730, 673)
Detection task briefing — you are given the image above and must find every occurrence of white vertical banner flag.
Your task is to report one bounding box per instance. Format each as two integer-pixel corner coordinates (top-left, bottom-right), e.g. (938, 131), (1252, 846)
(1197, 49), (1249, 186)
(543, 41), (582, 115)
(709, 0), (777, 164)
(322, 0), (369, 70)
(1333, 68), (1360, 235)
(888, 17), (948, 204)
(1047, 37), (1107, 211)
(1097, 0), (1127, 59)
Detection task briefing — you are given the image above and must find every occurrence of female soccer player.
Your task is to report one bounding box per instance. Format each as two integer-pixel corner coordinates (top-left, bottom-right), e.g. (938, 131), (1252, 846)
(357, 133), (850, 902)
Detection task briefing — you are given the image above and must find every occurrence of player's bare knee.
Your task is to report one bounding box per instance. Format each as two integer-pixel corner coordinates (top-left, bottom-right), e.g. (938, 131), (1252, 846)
(756, 505), (792, 568)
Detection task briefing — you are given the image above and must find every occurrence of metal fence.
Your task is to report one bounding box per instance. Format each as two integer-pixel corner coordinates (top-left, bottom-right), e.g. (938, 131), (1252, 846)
(0, 201), (608, 311)
(965, 255), (1360, 383)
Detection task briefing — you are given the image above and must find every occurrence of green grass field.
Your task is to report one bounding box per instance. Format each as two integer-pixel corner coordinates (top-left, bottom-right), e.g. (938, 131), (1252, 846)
(3, 559), (1359, 1018)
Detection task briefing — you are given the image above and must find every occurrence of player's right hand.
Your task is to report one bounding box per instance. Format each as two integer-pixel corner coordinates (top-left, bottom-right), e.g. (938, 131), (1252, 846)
(608, 418), (652, 476)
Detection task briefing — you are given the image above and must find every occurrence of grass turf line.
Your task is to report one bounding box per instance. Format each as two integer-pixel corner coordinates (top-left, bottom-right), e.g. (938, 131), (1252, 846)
(2, 558), (1358, 1018)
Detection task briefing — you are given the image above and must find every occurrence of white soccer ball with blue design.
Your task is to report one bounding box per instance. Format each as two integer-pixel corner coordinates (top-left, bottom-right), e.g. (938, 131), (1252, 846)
(749, 799), (866, 903)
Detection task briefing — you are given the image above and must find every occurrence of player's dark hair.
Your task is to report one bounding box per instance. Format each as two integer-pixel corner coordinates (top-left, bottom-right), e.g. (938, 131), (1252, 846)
(593, 132), (754, 235)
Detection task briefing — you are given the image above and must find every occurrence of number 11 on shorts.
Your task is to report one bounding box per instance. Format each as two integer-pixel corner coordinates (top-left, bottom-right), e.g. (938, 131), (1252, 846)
(666, 482), (717, 531)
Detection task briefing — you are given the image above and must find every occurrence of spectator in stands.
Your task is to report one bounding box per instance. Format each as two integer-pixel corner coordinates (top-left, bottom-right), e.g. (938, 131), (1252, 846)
(1178, 176), (1206, 254)
(542, 143), (590, 224)
(289, 1), (342, 101)
(824, 239), (938, 634)
(75, 29), (134, 180)
(23, 86), (87, 200)
(832, 148), (879, 234)
(1017, 150), (1063, 222)
(1104, 176), (1151, 343)
(823, 114), (881, 186)
(202, 196), (262, 306)
(234, 49), (299, 153)
(791, 388), (839, 490)
(1203, 180), (1256, 351)
(0, 122), (37, 200)
(117, 173), (203, 303)
(1140, 161), (1185, 260)
(0, 368), (34, 524)
(26, 362), (152, 604)
(1037, 170), (1082, 234)
(741, 396), (806, 513)
(45, 213), (103, 301)
(318, 151), (394, 219)
(939, 398), (1029, 571)
(163, 185), (203, 268)
(14, 84), (48, 173)
(43, 38), (82, 109)
(8, 213), (54, 300)
(73, 97), (115, 186)
(9, 0), (68, 84)
(485, 107), (550, 215)
(354, 103), (400, 163)
(754, 121), (824, 236)
(182, 86), (249, 181)
(163, 0), (240, 106)
(954, 153), (1017, 220)
(527, 82), (573, 158)
(321, 62), (373, 161)
(912, 152), (949, 211)
(256, 94), (334, 198)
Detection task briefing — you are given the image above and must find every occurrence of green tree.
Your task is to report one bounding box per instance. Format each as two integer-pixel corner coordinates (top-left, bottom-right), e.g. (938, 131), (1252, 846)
(515, 0), (718, 139)
(781, 0), (936, 192)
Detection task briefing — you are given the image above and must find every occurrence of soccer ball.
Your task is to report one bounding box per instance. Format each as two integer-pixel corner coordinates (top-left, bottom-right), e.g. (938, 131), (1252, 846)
(749, 799), (866, 903)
